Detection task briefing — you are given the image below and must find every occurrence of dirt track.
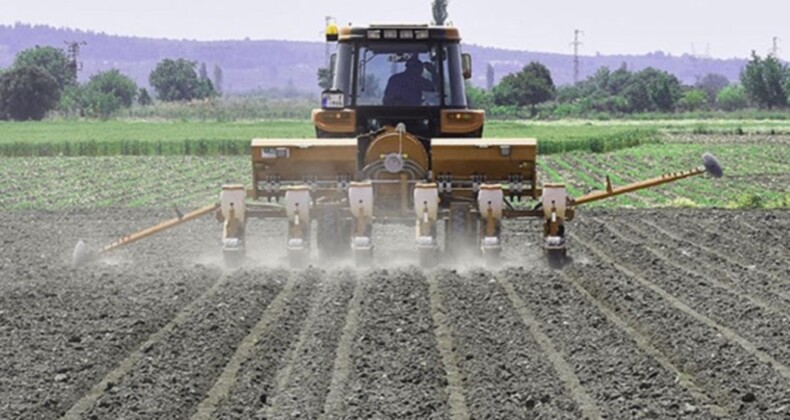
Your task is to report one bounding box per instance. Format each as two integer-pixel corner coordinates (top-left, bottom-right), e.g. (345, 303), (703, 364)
(1, 208), (789, 419)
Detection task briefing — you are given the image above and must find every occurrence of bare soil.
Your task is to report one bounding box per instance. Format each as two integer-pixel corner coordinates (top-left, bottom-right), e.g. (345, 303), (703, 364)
(1, 208), (789, 419)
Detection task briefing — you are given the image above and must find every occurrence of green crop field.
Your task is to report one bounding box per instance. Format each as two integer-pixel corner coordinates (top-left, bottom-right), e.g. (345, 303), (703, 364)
(2, 138), (786, 211)
(0, 118), (787, 210)
(4, 118), (784, 157)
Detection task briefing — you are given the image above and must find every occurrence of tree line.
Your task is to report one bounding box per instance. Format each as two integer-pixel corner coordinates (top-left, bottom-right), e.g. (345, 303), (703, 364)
(0, 46), (223, 120)
(468, 51), (790, 118)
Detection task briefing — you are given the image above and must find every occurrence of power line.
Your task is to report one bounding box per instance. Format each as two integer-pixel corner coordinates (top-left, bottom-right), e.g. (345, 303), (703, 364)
(571, 29), (583, 84)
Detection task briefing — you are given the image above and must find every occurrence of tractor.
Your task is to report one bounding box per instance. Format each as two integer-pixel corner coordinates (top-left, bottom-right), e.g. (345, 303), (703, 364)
(73, 22), (723, 269)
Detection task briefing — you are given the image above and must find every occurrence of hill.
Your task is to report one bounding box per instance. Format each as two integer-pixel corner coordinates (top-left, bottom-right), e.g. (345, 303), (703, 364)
(0, 23), (748, 94)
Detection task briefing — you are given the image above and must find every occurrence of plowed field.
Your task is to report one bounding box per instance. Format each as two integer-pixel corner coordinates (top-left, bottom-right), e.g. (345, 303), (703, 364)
(1, 209), (789, 419)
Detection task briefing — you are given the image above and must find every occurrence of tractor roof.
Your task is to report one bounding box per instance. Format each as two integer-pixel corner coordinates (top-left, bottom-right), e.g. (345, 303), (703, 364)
(338, 24), (460, 42)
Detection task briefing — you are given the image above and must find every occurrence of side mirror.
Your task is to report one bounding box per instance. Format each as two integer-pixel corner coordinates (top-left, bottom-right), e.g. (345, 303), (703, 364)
(462, 53), (472, 79)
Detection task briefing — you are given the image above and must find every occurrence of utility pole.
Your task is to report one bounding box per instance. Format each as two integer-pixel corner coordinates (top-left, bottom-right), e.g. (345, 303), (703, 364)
(772, 37), (780, 57)
(64, 40), (87, 83)
(571, 30), (583, 85)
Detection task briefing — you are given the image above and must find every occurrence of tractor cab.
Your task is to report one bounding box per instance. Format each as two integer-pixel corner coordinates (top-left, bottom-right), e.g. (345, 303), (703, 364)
(313, 24), (484, 139)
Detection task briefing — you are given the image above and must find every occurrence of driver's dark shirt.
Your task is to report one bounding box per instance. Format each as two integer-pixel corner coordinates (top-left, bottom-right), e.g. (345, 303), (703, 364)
(383, 71), (434, 106)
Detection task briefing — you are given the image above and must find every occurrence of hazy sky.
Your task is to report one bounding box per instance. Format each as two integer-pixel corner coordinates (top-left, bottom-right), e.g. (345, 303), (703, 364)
(2, 0), (787, 59)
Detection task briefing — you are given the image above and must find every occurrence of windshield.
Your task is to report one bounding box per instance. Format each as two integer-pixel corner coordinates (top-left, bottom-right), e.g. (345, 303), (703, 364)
(349, 42), (466, 107)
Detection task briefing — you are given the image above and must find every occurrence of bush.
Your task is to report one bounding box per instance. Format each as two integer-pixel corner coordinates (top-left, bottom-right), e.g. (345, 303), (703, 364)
(716, 85), (748, 111)
(680, 89), (708, 112)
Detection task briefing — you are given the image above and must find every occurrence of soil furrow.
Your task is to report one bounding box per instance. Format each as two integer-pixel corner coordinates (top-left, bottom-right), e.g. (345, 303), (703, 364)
(337, 268), (450, 419)
(207, 268), (321, 419)
(192, 269), (316, 419)
(61, 271), (229, 420)
(81, 268), (289, 419)
(554, 268), (728, 418)
(426, 272), (470, 420)
(640, 219), (789, 288)
(569, 231), (790, 415)
(261, 269), (356, 420)
(436, 268), (582, 419)
(321, 270), (365, 420)
(598, 217), (790, 313)
(739, 221), (790, 252)
(570, 231), (790, 381)
(669, 214), (790, 280)
(498, 275), (603, 419)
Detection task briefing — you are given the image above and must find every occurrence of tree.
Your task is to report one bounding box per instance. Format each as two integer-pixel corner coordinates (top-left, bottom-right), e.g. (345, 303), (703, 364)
(493, 62), (555, 114)
(317, 67), (332, 90)
(696, 73), (729, 105)
(198, 62), (209, 81)
(85, 69), (137, 108)
(716, 85), (748, 111)
(466, 82), (494, 110)
(77, 69), (139, 118)
(194, 78), (216, 100)
(58, 85), (86, 116)
(213, 64), (224, 95)
(623, 77), (651, 112)
(0, 66), (60, 120)
(14, 46), (74, 89)
(149, 58), (215, 101)
(138, 88), (152, 106)
(635, 68), (682, 112)
(432, 0), (449, 25)
(741, 51), (788, 109)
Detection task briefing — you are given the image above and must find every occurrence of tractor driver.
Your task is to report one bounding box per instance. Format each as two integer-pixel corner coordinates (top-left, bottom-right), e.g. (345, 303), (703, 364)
(383, 55), (434, 106)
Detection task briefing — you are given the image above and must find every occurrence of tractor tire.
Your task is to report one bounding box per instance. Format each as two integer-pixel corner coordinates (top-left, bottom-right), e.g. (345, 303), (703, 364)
(317, 204), (351, 261)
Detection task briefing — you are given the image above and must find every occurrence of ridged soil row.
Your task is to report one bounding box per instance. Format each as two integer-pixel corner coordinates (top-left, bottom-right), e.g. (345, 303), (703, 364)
(425, 271), (470, 420)
(434, 268), (583, 419)
(574, 218), (790, 375)
(599, 217), (790, 312)
(568, 230), (790, 416)
(335, 268), (451, 419)
(736, 219), (790, 253)
(505, 266), (725, 418)
(201, 268), (322, 419)
(2, 265), (218, 420)
(212, 269), (353, 419)
(642, 214), (790, 284)
(80, 268), (292, 419)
